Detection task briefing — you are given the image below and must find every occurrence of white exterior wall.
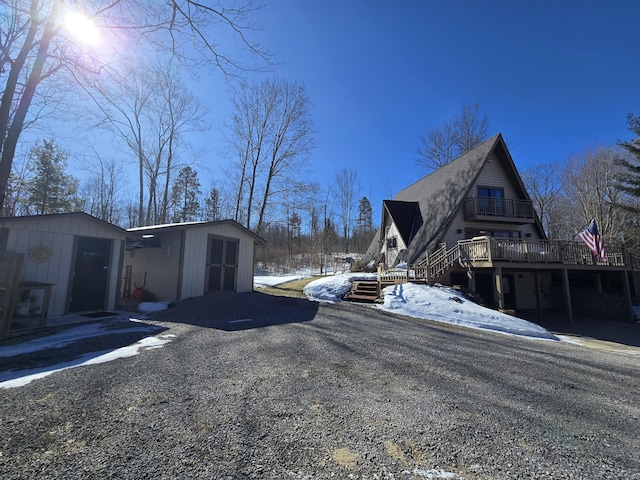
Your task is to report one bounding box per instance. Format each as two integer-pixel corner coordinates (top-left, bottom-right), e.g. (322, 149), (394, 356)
(180, 224), (256, 297)
(382, 220), (407, 266)
(124, 230), (183, 302)
(475, 153), (519, 198)
(124, 222), (259, 302)
(0, 215), (126, 315)
(440, 153), (544, 249)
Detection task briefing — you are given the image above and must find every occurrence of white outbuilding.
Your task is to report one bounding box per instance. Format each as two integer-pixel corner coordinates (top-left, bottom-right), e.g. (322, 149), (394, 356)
(0, 212), (133, 317)
(125, 220), (266, 302)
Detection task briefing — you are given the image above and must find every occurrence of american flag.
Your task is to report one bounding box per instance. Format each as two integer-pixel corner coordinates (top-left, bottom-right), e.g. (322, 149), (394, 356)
(578, 219), (606, 261)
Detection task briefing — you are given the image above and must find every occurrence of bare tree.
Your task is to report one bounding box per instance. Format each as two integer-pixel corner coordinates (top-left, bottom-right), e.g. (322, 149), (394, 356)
(335, 168), (359, 253)
(417, 102), (489, 171)
(562, 145), (627, 242)
(225, 78), (316, 234)
(79, 149), (125, 225)
(88, 61), (207, 226)
(225, 80), (276, 227)
(521, 163), (563, 239)
(0, 0), (271, 212)
(2, 147), (33, 216)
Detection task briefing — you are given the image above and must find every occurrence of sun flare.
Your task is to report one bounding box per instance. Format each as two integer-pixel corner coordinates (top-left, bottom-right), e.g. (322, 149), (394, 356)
(64, 11), (100, 46)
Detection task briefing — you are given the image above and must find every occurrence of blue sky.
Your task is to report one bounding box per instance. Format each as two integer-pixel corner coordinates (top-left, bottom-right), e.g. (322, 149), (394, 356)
(203, 0), (638, 218)
(52, 1), (640, 223)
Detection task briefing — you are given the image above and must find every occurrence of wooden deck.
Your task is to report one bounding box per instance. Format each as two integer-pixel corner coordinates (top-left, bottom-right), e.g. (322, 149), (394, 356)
(378, 236), (638, 286)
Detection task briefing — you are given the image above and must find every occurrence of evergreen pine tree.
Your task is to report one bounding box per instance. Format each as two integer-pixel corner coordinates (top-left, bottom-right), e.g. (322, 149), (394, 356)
(356, 197), (374, 231)
(617, 114), (640, 199)
(26, 139), (80, 215)
(170, 166), (201, 222)
(616, 114), (640, 254)
(204, 187), (221, 221)
(353, 196), (375, 252)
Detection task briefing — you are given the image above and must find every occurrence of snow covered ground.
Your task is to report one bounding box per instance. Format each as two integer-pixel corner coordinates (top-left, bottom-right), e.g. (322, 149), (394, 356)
(301, 273), (559, 341)
(0, 319), (175, 389)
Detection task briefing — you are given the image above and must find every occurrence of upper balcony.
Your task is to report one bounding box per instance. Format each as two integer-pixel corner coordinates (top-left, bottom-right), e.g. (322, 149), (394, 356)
(462, 196), (535, 224)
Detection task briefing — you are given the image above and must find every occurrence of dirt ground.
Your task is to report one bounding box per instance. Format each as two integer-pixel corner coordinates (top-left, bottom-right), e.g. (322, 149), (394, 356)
(255, 276), (319, 298)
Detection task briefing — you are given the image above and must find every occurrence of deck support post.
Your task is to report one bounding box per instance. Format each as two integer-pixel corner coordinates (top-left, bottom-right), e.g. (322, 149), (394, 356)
(561, 268), (573, 323)
(493, 266), (504, 310)
(468, 270), (476, 294)
(535, 272), (543, 320)
(622, 271), (633, 322)
(594, 272), (603, 293)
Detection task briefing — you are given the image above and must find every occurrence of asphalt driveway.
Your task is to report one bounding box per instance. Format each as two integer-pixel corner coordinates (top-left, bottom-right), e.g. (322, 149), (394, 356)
(1, 292), (638, 479)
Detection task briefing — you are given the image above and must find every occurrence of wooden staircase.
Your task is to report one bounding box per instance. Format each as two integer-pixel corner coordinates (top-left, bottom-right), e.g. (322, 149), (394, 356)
(344, 280), (380, 303)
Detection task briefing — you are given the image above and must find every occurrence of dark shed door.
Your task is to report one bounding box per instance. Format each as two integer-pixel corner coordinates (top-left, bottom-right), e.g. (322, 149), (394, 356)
(69, 237), (112, 312)
(206, 236), (238, 292)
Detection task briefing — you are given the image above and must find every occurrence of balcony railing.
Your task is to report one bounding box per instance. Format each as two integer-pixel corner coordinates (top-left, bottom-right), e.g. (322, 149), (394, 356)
(459, 237), (628, 266)
(378, 237), (637, 288)
(463, 196), (534, 221)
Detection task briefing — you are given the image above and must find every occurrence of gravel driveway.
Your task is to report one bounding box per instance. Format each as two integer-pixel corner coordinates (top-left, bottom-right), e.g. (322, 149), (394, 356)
(1, 291), (639, 479)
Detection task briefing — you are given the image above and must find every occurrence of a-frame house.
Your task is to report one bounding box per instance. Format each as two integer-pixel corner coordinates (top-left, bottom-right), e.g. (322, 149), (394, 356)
(368, 133), (638, 322)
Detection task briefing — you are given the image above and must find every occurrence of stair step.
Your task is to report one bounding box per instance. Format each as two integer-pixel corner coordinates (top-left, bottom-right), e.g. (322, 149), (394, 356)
(345, 293), (378, 303)
(354, 285), (377, 292)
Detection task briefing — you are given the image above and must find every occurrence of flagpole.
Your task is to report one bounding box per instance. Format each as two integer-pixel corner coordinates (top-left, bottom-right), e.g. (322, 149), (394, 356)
(569, 222), (591, 242)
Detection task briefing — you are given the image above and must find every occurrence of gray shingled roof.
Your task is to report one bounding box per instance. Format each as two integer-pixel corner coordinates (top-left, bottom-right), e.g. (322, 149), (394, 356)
(367, 132), (545, 264)
(395, 133), (503, 263)
(367, 134), (497, 261)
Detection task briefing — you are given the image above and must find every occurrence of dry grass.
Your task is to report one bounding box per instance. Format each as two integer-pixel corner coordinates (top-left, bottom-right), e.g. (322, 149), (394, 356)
(256, 276), (321, 298)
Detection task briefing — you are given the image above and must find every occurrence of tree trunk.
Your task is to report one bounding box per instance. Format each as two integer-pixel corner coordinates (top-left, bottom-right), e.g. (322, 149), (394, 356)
(0, 5), (57, 211)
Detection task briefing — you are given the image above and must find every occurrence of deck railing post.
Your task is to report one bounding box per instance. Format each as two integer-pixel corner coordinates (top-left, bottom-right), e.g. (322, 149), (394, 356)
(425, 251), (431, 286)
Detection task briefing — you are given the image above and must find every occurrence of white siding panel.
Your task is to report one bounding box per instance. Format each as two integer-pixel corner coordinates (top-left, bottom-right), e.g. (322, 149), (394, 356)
(237, 229), (257, 293)
(181, 228), (207, 298)
(179, 224), (257, 297)
(4, 227), (76, 315)
(474, 153), (519, 199)
(0, 216), (129, 315)
(382, 221), (406, 266)
(441, 207), (467, 249)
(124, 222), (259, 301)
(435, 153), (544, 249)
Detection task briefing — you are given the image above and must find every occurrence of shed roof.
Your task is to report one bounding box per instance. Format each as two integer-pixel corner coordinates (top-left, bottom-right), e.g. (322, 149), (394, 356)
(0, 212), (138, 239)
(128, 219), (267, 245)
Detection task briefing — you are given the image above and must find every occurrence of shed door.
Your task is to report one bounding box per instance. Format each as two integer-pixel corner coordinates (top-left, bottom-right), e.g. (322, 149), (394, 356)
(69, 237), (112, 312)
(206, 236), (238, 292)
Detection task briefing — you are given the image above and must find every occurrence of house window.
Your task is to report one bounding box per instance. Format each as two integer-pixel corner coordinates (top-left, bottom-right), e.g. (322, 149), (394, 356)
(474, 229), (521, 239)
(386, 237), (397, 249)
(478, 186), (505, 216)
